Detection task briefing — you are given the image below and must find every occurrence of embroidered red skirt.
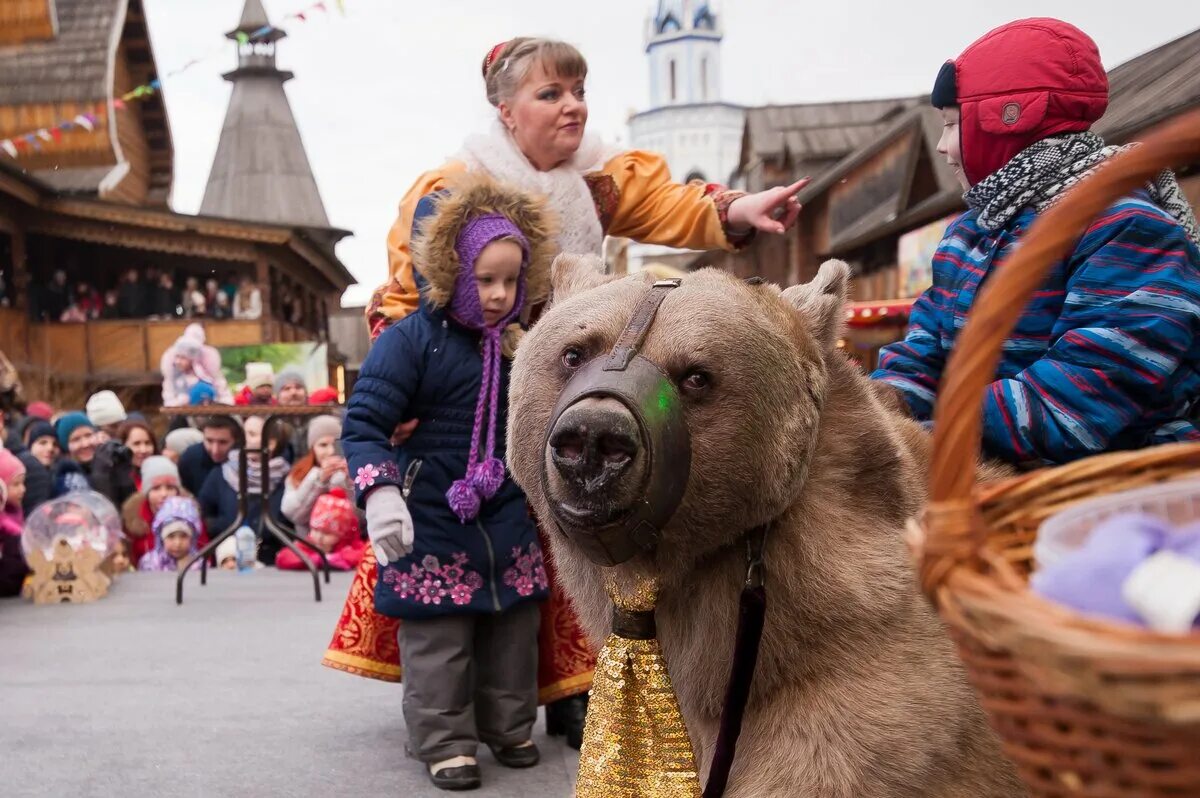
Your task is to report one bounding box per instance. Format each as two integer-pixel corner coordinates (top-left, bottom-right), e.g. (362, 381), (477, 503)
(322, 526), (595, 703)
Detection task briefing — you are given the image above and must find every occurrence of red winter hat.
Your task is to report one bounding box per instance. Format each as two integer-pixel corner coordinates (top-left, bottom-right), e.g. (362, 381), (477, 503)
(26, 401), (53, 421)
(308, 387), (339, 405)
(310, 487), (359, 547)
(932, 18), (1108, 185)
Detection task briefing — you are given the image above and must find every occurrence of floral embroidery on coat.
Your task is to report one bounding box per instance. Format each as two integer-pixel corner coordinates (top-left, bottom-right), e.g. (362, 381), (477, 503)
(354, 461), (402, 492)
(354, 464), (380, 491)
(503, 543), (549, 597)
(584, 173), (619, 233)
(383, 552), (483, 606)
(706, 184), (755, 249)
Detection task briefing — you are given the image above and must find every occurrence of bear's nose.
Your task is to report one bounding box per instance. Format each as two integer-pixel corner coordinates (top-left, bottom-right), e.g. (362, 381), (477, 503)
(549, 398), (640, 495)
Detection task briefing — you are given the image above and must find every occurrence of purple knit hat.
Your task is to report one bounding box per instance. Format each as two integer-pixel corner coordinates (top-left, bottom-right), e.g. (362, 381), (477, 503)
(152, 496), (201, 553)
(445, 213), (529, 523)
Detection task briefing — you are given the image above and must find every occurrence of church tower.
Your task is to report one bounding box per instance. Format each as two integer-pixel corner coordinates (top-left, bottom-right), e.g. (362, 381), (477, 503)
(630, 1), (743, 187)
(626, 1), (745, 269)
(646, 0), (722, 109)
(200, 0), (331, 228)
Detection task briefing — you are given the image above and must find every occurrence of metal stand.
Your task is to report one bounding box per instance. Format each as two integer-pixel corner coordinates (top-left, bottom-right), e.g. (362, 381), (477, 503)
(162, 405), (336, 604)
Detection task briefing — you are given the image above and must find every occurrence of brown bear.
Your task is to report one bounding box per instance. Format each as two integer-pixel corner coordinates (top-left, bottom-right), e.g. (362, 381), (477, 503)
(507, 256), (1024, 797)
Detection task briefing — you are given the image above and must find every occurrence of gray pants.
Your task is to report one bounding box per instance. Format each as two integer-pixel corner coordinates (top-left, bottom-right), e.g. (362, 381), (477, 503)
(398, 601), (540, 762)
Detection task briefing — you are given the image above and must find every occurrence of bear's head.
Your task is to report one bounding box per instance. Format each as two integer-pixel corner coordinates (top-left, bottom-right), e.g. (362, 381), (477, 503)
(507, 255), (851, 579)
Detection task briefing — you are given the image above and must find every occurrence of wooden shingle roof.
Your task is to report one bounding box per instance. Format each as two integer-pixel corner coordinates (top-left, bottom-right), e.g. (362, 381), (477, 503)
(741, 97), (923, 166)
(200, 0), (331, 230)
(0, 0), (121, 106)
(0, 0), (174, 205)
(1095, 27), (1200, 143)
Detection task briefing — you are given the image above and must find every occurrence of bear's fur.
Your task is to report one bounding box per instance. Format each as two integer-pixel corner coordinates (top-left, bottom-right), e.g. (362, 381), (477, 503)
(507, 256), (1024, 797)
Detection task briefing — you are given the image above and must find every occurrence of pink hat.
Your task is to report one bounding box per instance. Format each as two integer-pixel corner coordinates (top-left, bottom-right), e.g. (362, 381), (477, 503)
(310, 487), (359, 547)
(0, 448), (26, 490)
(26, 401), (53, 421)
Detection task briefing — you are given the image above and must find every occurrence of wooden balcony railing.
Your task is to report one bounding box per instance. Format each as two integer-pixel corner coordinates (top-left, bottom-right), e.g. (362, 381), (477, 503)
(0, 308), (318, 383)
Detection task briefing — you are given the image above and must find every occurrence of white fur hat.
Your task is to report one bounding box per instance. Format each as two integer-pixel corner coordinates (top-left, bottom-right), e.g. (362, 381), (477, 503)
(245, 362), (275, 390)
(85, 390), (127, 427)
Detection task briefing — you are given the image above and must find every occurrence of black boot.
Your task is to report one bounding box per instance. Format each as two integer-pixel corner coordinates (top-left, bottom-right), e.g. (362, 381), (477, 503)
(545, 694), (587, 750)
(427, 762), (481, 791)
(489, 742), (541, 768)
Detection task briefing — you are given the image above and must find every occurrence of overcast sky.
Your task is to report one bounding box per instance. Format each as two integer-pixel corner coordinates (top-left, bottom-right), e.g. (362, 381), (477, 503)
(143, 0), (1200, 305)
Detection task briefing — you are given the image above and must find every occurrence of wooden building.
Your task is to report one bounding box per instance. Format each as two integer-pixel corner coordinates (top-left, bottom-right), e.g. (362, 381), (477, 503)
(0, 160), (353, 408)
(0, 0), (173, 205)
(0, 0), (355, 408)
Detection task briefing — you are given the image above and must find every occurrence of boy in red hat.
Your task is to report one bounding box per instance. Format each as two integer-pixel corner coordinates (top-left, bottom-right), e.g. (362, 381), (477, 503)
(874, 18), (1200, 467)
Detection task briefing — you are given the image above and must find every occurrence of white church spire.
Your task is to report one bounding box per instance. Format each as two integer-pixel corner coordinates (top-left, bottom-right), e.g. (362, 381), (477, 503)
(646, 0), (723, 107)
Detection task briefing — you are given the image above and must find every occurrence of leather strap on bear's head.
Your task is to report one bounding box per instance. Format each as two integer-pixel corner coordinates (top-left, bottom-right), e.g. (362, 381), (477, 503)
(542, 279), (691, 567)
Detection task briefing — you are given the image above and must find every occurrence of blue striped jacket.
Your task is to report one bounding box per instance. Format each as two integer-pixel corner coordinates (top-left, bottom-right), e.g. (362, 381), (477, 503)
(871, 191), (1200, 466)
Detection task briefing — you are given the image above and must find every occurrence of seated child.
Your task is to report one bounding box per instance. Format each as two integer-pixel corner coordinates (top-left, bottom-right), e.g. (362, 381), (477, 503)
(102, 537), (133, 578)
(0, 449), (28, 596)
(276, 487), (364, 571)
(872, 18), (1200, 467)
(123, 456), (198, 564)
(216, 536), (238, 570)
(138, 496), (202, 572)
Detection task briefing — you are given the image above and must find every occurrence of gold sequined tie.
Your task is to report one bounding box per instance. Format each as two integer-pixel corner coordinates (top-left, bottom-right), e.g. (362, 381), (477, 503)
(576, 575), (702, 798)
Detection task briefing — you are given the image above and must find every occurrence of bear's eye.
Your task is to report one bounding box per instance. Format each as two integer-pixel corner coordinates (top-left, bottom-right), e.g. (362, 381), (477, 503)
(561, 347), (585, 370)
(680, 370), (711, 395)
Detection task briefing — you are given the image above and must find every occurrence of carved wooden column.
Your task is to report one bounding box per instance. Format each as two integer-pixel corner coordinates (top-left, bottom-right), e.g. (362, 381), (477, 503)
(254, 252), (272, 341)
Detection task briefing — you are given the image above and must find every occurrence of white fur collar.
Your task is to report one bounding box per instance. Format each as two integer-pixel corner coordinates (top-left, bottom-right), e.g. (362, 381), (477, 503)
(457, 120), (620, 257)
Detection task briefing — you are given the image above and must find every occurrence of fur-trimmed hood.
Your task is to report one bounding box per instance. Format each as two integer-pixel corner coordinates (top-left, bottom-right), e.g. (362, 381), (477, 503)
(410, 173), (557, 316)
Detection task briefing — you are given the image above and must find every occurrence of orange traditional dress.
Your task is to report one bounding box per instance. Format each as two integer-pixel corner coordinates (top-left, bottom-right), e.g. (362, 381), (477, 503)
(323, 123), (750, 702)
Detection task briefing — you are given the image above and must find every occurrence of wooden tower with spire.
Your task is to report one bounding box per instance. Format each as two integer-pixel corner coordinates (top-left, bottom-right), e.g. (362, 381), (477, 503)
(200, 0), (330, 228)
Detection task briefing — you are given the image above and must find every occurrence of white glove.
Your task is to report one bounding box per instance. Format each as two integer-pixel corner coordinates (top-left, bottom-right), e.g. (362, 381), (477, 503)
(365, 486), (414, 564)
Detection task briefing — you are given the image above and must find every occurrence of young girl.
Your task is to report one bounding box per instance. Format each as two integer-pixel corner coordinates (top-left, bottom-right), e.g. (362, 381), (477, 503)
(0, 448), (28, 595)
(138, 496), (202, 572)
(281, 414), (348, 536)
(159, 324), (232, 407)
(343, 177), (552, 790)
(276, 487), (364, 572)
(121, 456), (192, 564)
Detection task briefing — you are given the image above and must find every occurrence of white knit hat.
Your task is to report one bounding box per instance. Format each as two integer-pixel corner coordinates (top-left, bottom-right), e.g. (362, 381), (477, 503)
(140, 455), (181, 495)
(86, 390), (127, 427)
(245, 362), (275, 390)
(164, 427), (204, 457)
(216, 536), (238, 566)
(307, 414), (343, 448)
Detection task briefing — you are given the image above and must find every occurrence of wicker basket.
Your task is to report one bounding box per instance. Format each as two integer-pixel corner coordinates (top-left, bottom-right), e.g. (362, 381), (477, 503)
(913, 107), (1200, 798)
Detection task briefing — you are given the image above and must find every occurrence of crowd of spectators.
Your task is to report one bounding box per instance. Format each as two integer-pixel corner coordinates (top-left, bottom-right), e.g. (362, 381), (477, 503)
(30, 269), (266, 324)
(0, 346), (353, 596)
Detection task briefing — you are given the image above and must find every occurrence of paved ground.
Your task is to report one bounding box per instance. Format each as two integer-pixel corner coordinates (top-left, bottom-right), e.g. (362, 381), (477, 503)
(0, 570), (579, 798)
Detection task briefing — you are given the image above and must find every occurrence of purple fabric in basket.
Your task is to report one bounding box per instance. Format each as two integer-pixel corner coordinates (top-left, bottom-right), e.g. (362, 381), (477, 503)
(1169, 522), (1200, 559)
(1030, 513), (1169, 624)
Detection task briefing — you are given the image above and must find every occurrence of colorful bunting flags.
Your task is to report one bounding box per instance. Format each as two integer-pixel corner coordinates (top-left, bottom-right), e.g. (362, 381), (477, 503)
(0, 0), (348, 160)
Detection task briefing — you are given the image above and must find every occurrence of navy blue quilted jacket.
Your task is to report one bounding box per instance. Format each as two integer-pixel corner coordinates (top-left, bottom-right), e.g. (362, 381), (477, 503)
(342, 179), (555, 620)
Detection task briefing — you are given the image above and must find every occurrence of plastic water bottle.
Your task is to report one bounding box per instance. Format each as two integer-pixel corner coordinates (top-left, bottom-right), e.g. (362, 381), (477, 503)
(234, 526), (257, 572)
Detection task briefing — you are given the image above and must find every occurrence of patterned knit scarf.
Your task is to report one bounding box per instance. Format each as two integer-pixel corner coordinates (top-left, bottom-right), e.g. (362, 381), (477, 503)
(965, 132), (1200, 249)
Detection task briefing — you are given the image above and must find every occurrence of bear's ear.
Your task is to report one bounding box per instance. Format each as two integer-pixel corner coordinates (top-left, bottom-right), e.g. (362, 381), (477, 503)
(781, 259), (850, 350)
(551, 253), (614, 303)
